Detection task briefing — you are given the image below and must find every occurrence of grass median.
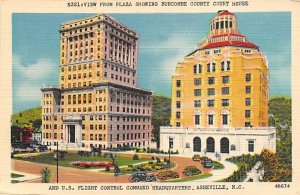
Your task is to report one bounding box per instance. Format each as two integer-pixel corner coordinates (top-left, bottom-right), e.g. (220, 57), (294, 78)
(15, 152), (149, 169)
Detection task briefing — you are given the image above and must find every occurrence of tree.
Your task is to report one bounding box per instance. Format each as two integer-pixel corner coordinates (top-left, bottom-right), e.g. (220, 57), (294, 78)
(32, 119), (42, 130)
(269, 97), (291, 127)
(152, 95), (171, 148)
(41, 167), (52, 183)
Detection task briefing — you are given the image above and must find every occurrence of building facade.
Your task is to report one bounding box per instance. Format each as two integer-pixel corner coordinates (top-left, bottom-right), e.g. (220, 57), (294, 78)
(41, 14), (153, 150)
(160, 11), (276, 156)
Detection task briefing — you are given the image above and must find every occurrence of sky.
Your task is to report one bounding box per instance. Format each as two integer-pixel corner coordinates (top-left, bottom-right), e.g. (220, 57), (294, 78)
(12, 12), (291, 113)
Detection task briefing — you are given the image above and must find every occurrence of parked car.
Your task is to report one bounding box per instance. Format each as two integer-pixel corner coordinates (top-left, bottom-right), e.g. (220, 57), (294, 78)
(200, 156), (210, 164)
(38, 145), (48, 152)
(128, 172), (156, 182)
(183, 166), (202, 176)
(192, 154), (201, 161)
(156, 170), (179, 180)
(203, 159), (214, 168)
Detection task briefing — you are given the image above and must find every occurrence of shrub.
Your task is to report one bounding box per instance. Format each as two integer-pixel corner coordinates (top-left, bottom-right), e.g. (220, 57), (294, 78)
(156, 157), (161, 163)
(105, 166), (110, 172)
(133, 154), (139, 160)
(41, 167), (51, 183)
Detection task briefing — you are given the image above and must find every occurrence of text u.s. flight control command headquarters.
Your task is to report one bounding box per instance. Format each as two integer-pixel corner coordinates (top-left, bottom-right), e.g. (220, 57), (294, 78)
(49, 185), (245, 191)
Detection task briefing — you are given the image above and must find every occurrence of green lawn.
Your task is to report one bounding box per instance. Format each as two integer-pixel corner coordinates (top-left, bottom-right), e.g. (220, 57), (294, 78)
(212, 161), (225, 169)
(11, 173), (24, 178)
(16, 152), (149, 169)
(166, 173), (213, 182)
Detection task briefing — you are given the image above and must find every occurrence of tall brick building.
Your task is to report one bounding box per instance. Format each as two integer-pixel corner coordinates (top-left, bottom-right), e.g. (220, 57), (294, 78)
(41, 14), (153, 150)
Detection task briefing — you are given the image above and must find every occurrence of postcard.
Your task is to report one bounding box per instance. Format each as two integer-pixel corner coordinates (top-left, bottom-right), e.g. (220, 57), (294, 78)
(0, 0), (299, 194)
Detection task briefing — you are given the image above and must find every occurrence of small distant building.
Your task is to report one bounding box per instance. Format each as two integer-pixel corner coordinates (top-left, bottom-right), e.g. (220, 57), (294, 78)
(32, 132), (42, 144)
(160, 11), (276, 156)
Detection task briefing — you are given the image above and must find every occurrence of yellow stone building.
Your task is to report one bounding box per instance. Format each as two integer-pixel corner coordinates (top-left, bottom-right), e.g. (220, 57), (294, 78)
(41, 14), (153, 150)
(161, 11), (275, 156)
(171, 10), (268, 129)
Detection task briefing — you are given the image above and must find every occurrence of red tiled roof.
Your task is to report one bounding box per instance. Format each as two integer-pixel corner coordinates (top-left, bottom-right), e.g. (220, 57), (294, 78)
(201, 41), (258, 49)
(219, 11), (234, 16)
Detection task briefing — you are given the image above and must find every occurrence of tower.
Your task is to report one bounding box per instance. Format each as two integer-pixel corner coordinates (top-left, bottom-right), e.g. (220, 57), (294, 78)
(161, 11), (275, 156)
(41, 14), (153, 150)
(170, 10), (269, 129)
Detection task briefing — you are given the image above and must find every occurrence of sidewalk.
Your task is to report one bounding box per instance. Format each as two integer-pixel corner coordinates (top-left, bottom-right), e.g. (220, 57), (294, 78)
(11, 170), (41, 183)
(194, 160), (238, 182)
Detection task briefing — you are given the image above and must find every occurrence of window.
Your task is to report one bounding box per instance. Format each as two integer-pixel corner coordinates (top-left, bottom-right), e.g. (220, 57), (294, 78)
(222, 114), (228, 125)
(246, 86), (251, 94)
(176, 90), (181, 98)
(245, 122), (251, 127)
(176, 80), (181, 87)
(194, 100), (201, 108)
(193, 64), (202, 74)
(221, 60), (230, 71)
(195, 115), (200, 125)
(176, 112), (181, 119)
(176, 101), (181, 108)
(208, 99), (215, 107)
(194, 78), (201, 86)
(221, 99), (229, 106)
(176, 122), (181, 127)
(208, 88), (215, 96)
(208, 114), (214, 125)
(208, 77), (215, 84)
(207, 62), (216, 72)
(169, 137), (174, 149)
(222, 76), (229, 84)
(248, 140), (254, 152)
(222, 87), (230, 95)
(194, 89), (201, 96)
(245, 98), (251, 106)
(245, 110), (251, 118)
(246, 73), (251, 82)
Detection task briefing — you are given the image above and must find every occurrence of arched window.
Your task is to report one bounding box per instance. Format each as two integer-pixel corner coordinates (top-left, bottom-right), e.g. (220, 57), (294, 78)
(193, 137), (201, 152)
(194, 64), (202, 74)
(221, 110), (230, 126)
(206, 137), (215, 153)
(220, 137), (230, 153)
(221, 60), (230, 71)
(207, 62), (216, 73)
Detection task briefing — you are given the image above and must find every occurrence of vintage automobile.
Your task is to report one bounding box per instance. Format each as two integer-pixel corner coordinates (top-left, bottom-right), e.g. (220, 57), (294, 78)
(203, 159), (214, 168)
(156, 170), (179, 180)
(183, 166), (202, 176)
(128, 172), (156, 182)
(192, 154), (201, 161)
(200, 156), (210, 164)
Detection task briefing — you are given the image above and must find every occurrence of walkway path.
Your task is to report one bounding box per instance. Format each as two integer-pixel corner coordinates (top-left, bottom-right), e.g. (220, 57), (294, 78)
(11, 170), (41, 183)
(194, 160), (238, 182)
(244, 161), (263, 182)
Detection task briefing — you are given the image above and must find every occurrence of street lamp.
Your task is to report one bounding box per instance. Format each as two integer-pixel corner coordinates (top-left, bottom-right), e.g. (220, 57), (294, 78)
(55, 140), (59, 183)
(168, 136), (173, 167)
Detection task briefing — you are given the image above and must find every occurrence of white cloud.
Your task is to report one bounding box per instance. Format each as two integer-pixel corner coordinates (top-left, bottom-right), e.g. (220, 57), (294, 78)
(14, 56), (56, 80)
(13, 55), (57, 104)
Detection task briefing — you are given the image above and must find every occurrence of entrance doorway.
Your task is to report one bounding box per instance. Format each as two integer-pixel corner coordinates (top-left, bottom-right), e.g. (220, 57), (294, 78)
(193, 137), (201, 152)
(68, 125), (75, 143)
(206, 137), (215, 153)
(220, 137), (229, 153)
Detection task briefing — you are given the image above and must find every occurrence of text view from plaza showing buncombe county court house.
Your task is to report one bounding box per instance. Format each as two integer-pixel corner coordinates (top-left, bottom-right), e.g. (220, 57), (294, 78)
(11, 11), (291, 183)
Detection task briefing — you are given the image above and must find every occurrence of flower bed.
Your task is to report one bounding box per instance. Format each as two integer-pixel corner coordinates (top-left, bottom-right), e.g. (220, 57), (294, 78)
(13, 153), (40, 159)
(70, 161), (114, 168)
